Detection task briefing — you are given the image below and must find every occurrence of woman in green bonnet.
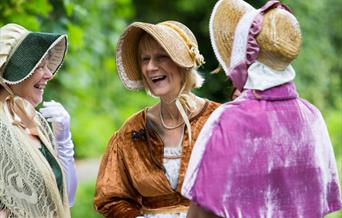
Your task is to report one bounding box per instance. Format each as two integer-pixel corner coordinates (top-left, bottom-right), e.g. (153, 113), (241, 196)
(0, 23), (77, 217)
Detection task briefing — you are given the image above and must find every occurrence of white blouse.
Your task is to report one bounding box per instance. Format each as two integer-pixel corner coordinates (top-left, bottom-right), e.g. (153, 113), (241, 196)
(143, 144), (187, 218)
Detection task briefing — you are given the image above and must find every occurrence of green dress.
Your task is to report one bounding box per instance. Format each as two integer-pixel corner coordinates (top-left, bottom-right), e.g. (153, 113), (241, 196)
(39, 143), (64, 197)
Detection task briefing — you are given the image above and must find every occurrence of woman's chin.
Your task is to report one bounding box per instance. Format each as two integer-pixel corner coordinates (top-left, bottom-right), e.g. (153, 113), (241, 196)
(30, 97), (43, 107)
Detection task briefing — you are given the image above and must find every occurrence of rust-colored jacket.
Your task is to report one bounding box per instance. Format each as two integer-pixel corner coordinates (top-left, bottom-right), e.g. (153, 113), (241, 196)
(94, 100), (219, 217)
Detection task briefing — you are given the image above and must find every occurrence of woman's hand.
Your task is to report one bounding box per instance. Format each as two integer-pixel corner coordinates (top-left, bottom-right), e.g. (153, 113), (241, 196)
(39, 100), (71, 143)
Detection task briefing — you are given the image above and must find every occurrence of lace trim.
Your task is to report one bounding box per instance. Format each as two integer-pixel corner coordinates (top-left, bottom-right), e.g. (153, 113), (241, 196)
(116, 27), (144, 90)
(0, 102), (70, 217)
(163, 145), (182, 190)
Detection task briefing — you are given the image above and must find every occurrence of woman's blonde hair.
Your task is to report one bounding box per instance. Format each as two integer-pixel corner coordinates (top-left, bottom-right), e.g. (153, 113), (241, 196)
(138, 32), (204, 110)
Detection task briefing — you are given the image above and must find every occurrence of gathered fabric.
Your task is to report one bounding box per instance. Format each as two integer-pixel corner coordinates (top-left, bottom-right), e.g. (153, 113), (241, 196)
(182, 82), (342, 217)
(0, 99), (70, 218)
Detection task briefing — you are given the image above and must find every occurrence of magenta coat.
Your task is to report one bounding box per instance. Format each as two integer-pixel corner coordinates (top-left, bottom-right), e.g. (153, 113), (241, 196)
(182, 82), (342, 218)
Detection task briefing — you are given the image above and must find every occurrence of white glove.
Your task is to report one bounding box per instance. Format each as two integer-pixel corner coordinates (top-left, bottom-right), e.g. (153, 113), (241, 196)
(40, 100), (71, 144)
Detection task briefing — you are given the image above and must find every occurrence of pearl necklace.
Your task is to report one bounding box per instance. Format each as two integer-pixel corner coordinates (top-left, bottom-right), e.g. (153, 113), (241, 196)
(159, 110), (185, 130)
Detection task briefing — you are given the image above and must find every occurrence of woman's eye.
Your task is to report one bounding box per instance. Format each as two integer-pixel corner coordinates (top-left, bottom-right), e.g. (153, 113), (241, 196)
(36, 66), (43, 71)
(141, 57), (150, 63)
(158, 55), (169, 60)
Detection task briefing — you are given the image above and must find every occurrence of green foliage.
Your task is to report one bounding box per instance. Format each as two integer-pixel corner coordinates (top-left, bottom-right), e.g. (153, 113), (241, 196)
(0, 0), (51, 30)
(326, 210), (342, 218)
(1, 0), (341, 217)
(284, 0), (338, 110)
(1, 0), (341, 163)
(71, 181), (101, 218)
(325, 99), (342, 157)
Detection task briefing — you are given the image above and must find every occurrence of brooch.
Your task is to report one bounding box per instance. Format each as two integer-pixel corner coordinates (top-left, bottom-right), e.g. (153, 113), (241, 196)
(131, 129), (146, 141)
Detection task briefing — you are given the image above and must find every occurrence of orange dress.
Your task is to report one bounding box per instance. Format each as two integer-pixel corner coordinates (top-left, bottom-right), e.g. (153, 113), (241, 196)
(94, 100), (219, 218)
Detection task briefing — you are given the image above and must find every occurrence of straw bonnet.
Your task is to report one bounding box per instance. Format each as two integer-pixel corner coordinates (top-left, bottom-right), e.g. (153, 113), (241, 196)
(210, 0), (301, 75)
(0, 23), (67, 85)
(116, 20), (205, 90)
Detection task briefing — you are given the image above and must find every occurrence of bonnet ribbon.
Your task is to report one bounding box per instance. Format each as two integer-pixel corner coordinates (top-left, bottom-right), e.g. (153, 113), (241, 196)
(0, 76), (40, 136)
(162, 84), (193, 146)
(228, 0), (292, 91)
(4, 95), (40, 136)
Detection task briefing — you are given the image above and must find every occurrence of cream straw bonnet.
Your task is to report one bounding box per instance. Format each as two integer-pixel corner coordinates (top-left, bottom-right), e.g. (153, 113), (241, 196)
(0, 23), (67, 85)
(116, 20), (205, 90)
(210, 0), (301, 73)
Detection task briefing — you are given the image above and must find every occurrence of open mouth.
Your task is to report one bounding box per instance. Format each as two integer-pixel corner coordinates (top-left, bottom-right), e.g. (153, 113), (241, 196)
(34, 83), (46, 90)
(151, 75), (166, 83)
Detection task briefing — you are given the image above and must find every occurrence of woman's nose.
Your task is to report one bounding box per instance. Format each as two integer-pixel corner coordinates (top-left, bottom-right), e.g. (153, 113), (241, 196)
(147, 59), (159, 71)
(43, 66), (53, 80)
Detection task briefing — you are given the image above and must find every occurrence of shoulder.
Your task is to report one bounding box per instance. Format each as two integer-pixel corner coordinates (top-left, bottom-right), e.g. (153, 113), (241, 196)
(117, 109), (146, 134)
(0, 119), (11, 140)
(189, 99), (221, 131)
(0, 117), (15, 149)
(107, 108), (147, 149)
(35, 111), (53, 133)
(197, 99), (221, 119)
(35, 111), (57, 147)
(0, 108), (14, 142)
(206, 100), (221, 111)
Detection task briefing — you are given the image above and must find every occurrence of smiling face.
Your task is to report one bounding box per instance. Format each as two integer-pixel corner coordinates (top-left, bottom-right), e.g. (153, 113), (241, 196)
(139, 34), (183, 100)
(8, 58), (53, 107)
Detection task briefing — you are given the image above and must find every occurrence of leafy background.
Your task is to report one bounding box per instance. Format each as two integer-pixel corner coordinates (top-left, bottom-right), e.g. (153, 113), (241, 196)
(1, 0), (341, 217)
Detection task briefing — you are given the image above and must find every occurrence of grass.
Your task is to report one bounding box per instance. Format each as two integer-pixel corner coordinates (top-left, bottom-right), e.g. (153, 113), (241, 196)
(326, 210), (342, 218)
(71, 181), (102, 218)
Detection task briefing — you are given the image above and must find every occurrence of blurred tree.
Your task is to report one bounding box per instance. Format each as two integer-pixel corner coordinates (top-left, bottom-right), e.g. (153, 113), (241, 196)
(1, 0), (341, 217)
(0, 0), (341, 160)
(1, 0), (157, 158)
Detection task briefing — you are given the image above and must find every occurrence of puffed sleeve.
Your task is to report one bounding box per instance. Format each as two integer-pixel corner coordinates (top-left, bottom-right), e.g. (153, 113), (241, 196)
(94, 133), (142, 218)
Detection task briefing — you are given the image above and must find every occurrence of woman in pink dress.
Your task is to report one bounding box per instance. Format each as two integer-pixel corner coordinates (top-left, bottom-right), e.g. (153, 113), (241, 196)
(182, 0), (342, 217)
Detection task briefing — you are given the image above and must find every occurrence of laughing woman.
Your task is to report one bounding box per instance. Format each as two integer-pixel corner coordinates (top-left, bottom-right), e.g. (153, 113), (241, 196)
(94, 21), (219, 217)
(0, 23), (77, 217)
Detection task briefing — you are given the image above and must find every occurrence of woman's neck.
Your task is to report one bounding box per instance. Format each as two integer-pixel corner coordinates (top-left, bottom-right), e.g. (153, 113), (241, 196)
(159, 100), (181, 121)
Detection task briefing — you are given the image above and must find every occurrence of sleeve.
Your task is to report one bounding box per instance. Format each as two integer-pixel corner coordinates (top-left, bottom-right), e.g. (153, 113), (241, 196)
(55, 139), (77, 207)
(35, 113), (77, 207)
(94, 133), (142, 218)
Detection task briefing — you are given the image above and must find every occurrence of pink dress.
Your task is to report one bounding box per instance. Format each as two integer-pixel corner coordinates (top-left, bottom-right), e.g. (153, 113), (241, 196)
(182, 82), (342, 218)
